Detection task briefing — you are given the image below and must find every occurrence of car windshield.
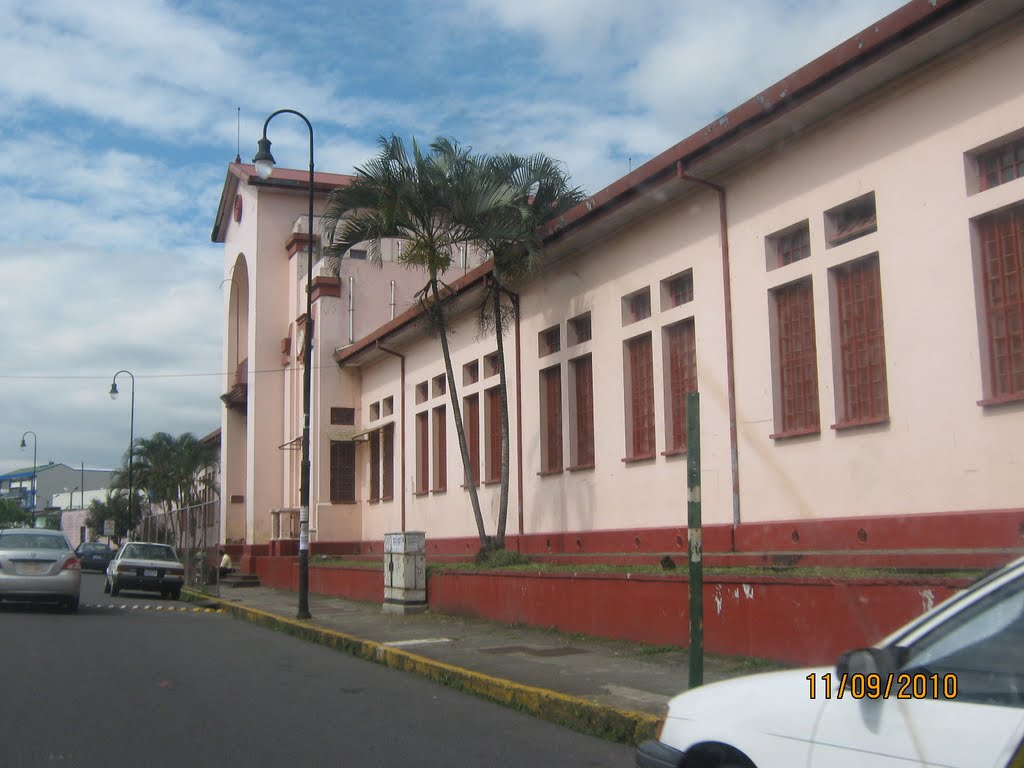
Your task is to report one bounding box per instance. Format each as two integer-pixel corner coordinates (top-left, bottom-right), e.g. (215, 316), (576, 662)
(0, 532), (70, 550)
(80, 543), (110, 553)
(121, 544), (177, 561)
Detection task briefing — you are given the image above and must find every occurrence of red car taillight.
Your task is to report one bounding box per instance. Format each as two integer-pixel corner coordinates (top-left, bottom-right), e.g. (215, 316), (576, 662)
(116, 563), (137, 574)
(63, 557), (80, 571)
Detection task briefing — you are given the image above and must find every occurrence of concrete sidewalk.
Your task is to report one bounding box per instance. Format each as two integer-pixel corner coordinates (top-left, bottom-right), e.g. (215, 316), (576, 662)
(183, 584), (785, 745)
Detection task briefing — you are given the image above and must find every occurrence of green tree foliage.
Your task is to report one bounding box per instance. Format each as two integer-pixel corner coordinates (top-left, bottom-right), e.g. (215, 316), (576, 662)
(322, 136), (523, 552)
(0, 497), (32, 528)
(323, 136), (583, 554)
(85, 492), (141, 545)
(469, 153), (584, 550)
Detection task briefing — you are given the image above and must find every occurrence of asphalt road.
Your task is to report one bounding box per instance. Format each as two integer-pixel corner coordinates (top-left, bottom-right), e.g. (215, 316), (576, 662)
(1, 572), (633, 768)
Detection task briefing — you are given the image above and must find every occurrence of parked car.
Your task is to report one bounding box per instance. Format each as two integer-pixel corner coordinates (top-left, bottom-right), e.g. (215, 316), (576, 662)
(0, 528), (81, 612)
(104, 542), (184, 599)
(637, 555), (1024, 768)
(75, 541), (116, 572)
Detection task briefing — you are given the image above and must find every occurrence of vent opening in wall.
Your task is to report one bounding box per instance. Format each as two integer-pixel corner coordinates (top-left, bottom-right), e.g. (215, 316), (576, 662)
(825, 192), (876, 248)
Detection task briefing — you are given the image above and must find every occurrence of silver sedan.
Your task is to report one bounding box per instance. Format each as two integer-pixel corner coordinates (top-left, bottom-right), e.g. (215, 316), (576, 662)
(0, 528), (82, 611)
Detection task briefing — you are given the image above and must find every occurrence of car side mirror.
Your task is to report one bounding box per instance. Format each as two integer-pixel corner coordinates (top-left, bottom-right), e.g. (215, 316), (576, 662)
(837, 646), (905, 678)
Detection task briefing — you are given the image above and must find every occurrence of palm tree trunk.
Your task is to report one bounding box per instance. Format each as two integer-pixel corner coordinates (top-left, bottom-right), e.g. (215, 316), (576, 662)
(493, 283), (511, 549)
(430, 279), (488, 548)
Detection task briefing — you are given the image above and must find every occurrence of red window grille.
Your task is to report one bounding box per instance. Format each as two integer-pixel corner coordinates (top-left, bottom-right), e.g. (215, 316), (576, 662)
(570, 314), (592, 344)
(777, 227), (810, 267)
(666, 273), (694, 307)
(665, 320), (698, 451)
(629, 291), (651, 323)
(541, 367), (563, 472)
(330, 407), (355, 425)
(627, 334), (655, 457)
(415, 412), (428, 493)
(368, 430), (380, 501)
(773, 279), (820, 435)
(329, 441), (355, 503)
(540, 327), (560, 356)
(433, 405), (447, 491)
(979, 207), (1024, 398)
(485, 388), (501, 483)
(572, 355), (595, 466)
(382, 424), (394, 499)
(464, 395), (480, 485)
(834, 256), (889, 424)
(980, 139), (1024, 191)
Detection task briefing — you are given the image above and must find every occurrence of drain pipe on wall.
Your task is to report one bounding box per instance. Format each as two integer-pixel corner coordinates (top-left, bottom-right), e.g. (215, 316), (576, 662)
(377, 343), (406, 532)
(513, 292), (524, 540)
(389, 280), (396, 321)
(348, 276), (355, 344)
(677, 161), (741, 540)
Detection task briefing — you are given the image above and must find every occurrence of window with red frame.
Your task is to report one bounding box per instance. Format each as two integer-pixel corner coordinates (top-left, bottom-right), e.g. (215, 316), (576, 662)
(464, 394), (480, 485)
(625, 334), (655, 458)
(540, 366), (563, 473)
(432, 405), (447, 491)
(485, 387), (501, 483)
(571, 355), (594, 467)
(777, 226), (811, 267)
(382, 424), (394, 499)
(978, 206), (1024, 399)
(664, 320), (698, 452)
(329, 441), (356, 503)
(979, 138), (1024, 191)
(772, 279), (820, 436)
(832, 255), (889, 425)
(415, 412), (428, 494)
(368, 429), (380, 501)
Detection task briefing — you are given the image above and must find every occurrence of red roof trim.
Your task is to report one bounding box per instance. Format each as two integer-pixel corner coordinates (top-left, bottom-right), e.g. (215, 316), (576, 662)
(540, 0), (978, 244)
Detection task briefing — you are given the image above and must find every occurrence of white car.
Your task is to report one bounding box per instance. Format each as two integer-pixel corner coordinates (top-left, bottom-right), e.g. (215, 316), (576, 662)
(637, 555), (1024, 768)
(104, 541), (184, 599)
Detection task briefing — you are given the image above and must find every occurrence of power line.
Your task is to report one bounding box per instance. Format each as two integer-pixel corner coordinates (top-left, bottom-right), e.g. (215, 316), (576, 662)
(0, 363), (342, 382)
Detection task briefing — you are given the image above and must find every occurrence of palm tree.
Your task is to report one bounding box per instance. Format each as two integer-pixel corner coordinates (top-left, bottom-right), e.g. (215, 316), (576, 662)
(322, 136), (523, 552)
(468, 153), (585, 549)
(126, 432), (216, 544)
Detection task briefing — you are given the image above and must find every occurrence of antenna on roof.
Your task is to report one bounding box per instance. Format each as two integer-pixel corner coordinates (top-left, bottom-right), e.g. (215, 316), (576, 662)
(235, 107), (241, 164)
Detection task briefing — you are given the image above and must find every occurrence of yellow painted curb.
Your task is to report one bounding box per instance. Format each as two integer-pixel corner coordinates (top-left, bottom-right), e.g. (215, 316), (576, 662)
(182, 588), (659, 745)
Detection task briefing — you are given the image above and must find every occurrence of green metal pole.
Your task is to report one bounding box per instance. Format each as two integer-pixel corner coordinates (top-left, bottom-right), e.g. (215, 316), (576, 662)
(686, 391), (703, 688)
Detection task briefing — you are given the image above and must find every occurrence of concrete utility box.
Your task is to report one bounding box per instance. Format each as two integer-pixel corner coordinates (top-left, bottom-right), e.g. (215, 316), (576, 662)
(383, 531), (426, 614)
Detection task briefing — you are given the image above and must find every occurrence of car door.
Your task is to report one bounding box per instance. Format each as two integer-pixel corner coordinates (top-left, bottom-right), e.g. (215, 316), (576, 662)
(810, 571), (1024, 767)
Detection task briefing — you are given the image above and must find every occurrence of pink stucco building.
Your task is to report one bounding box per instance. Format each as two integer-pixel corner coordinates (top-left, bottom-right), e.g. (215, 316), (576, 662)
(213, 0), (1024, 568)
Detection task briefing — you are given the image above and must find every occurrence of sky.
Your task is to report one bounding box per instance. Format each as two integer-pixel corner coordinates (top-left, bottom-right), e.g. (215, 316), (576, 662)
(0, 0), (906, 479)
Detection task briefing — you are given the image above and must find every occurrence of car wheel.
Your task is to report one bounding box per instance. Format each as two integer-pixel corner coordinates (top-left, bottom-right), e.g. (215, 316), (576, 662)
(103, 578), (111, 594)
(171, 589), (181, 601)
(110, 580), (121, 597)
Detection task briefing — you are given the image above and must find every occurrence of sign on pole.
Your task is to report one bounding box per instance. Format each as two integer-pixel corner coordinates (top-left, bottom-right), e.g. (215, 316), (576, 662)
(103, 519), (115, 537)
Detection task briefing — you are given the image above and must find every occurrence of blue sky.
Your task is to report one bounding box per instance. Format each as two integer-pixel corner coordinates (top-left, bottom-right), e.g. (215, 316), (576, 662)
(0, 0), (904, 481)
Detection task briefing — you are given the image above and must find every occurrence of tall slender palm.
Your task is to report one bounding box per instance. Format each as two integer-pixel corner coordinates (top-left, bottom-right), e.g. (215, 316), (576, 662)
(321, 136), (523, 551)
(469, 153), (585, 548)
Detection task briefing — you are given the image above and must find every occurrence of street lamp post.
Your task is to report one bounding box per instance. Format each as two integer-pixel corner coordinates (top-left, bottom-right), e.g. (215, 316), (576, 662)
(253, 108), (315, 620)
(19, 430), (37, 521)
(109, 370), (135, 539)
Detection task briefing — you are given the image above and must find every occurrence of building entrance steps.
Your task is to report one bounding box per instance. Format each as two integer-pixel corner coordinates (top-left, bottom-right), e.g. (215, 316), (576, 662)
(183, 584), (788, 745)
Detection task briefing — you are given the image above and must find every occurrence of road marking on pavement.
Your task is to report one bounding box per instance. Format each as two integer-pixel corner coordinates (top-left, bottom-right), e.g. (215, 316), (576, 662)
(87, 604), (222, 613)
(382, 638), (453, 648)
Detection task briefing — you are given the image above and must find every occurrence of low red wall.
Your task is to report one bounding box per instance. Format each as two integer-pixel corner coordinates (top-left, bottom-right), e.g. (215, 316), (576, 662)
(426, 570), (969, 665)
(251, 557), (974, 665)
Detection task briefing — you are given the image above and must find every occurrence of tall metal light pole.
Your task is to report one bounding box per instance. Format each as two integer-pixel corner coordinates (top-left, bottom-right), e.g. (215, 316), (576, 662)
(109, 370), (135, 539)
(19, 430), (38, 520)
(253, 108), (315, 620)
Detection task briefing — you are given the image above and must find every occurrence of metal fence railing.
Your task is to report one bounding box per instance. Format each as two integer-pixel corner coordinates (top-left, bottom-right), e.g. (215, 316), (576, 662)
(140, 501), (220, 593)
